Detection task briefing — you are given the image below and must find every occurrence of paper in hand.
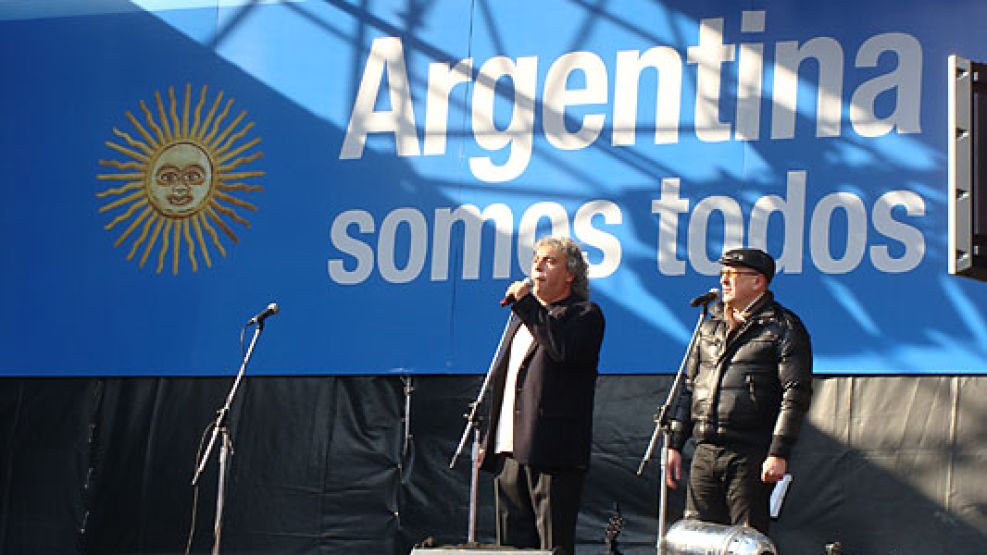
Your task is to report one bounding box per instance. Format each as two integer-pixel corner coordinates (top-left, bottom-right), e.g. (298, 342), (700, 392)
(770, 473), (793, 519)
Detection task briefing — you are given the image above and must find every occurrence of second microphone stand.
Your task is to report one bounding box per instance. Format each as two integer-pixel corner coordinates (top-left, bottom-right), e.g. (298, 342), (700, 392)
(191, 318), (267, 555)
(637, 299), (712, 554)
(449, 312), (516, 545)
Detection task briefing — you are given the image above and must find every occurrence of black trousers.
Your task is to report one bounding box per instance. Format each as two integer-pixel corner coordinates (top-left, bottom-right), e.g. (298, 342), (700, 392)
(494, 455), (586, 555)
(684, 442), (774, 534)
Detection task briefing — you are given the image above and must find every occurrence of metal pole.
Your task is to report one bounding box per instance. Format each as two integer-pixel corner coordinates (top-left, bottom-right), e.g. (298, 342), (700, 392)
(212, 431), (231, 555)
(191, 319), (267, 555)
(468, 428), (481, 543)
(637, 303), (710, 554)
(450, 312), (516, 544)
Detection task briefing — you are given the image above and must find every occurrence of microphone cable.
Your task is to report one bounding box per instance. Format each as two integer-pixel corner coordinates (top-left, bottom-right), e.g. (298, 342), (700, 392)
(184, 420), (216, 555)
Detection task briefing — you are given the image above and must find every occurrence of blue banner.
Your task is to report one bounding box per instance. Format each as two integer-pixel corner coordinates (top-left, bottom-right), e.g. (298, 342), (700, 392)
(2, 0), (985, 376)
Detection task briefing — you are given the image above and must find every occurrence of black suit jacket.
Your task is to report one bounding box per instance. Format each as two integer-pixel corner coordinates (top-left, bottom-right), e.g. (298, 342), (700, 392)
(481, 293), (605, 471)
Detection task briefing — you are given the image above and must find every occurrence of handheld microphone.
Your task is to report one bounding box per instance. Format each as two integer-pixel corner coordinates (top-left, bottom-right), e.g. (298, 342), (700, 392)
(247, 302), (280, 325)
(500, 278), (533, 307)
(689, 289), (719, 307)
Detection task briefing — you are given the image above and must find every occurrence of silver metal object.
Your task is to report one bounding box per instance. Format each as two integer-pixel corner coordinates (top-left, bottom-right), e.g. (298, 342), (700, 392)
(638, 303), (712, 553)
(448, 312), (517, 544)
(662, 520), (778, 555)
(948, 53), (987, 282)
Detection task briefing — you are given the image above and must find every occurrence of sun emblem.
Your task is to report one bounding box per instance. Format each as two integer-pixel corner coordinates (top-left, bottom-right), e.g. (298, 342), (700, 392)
(96, 84), (265, 274)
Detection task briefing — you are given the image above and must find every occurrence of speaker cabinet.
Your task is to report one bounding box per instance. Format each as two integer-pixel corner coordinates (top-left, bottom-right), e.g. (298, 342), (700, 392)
(949, 54), (987, 281)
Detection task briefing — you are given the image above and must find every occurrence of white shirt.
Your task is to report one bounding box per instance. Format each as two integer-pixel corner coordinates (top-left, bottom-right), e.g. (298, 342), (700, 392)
(495, 323), (535, 454)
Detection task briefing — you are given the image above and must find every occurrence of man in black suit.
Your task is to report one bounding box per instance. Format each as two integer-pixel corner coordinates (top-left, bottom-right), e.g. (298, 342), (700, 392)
(480, 236), (606, 555)
(665, 248), (812, 535)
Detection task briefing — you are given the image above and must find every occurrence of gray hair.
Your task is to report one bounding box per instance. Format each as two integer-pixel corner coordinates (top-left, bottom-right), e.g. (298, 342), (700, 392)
(534, 236), (590, 300)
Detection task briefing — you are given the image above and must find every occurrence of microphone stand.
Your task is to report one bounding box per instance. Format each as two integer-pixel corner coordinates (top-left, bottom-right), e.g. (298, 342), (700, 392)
(449, 312), (516, 545)
(191, 318), (267, 555)
(637, 300), (712, 555)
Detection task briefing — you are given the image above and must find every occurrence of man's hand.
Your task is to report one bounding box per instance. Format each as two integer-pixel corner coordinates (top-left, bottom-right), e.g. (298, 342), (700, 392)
(665, 448), (683, 489)
(505, 279), (532, 303)
(761, 455), (787, 483)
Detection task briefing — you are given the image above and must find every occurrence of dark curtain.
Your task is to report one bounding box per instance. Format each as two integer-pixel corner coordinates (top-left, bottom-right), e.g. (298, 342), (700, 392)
(1, 375), (985, 554)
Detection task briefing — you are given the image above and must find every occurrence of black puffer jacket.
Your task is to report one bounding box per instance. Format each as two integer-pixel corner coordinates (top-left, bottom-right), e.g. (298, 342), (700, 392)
(670, 292), (813, 459)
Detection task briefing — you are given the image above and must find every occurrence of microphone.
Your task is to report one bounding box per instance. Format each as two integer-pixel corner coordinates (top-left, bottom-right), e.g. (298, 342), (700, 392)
(500, 277), (533, 307)
(247, 302), (280, 325)
(689, 289), (719, 307)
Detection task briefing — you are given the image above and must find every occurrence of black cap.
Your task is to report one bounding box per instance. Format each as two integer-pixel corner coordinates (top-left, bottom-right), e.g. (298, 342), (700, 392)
(718, 248), (776, 282)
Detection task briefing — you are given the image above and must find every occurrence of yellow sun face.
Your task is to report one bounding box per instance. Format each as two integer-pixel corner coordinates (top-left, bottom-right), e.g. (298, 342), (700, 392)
(148, 142), (213, 217)
(97, 84), (265, 274)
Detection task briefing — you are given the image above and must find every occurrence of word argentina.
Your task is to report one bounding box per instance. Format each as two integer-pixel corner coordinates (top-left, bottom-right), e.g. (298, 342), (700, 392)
(339, 12), (921, 182)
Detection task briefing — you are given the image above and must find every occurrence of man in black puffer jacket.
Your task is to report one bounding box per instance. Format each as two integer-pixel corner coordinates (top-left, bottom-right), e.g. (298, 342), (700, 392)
(665, 248), (813, 535)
